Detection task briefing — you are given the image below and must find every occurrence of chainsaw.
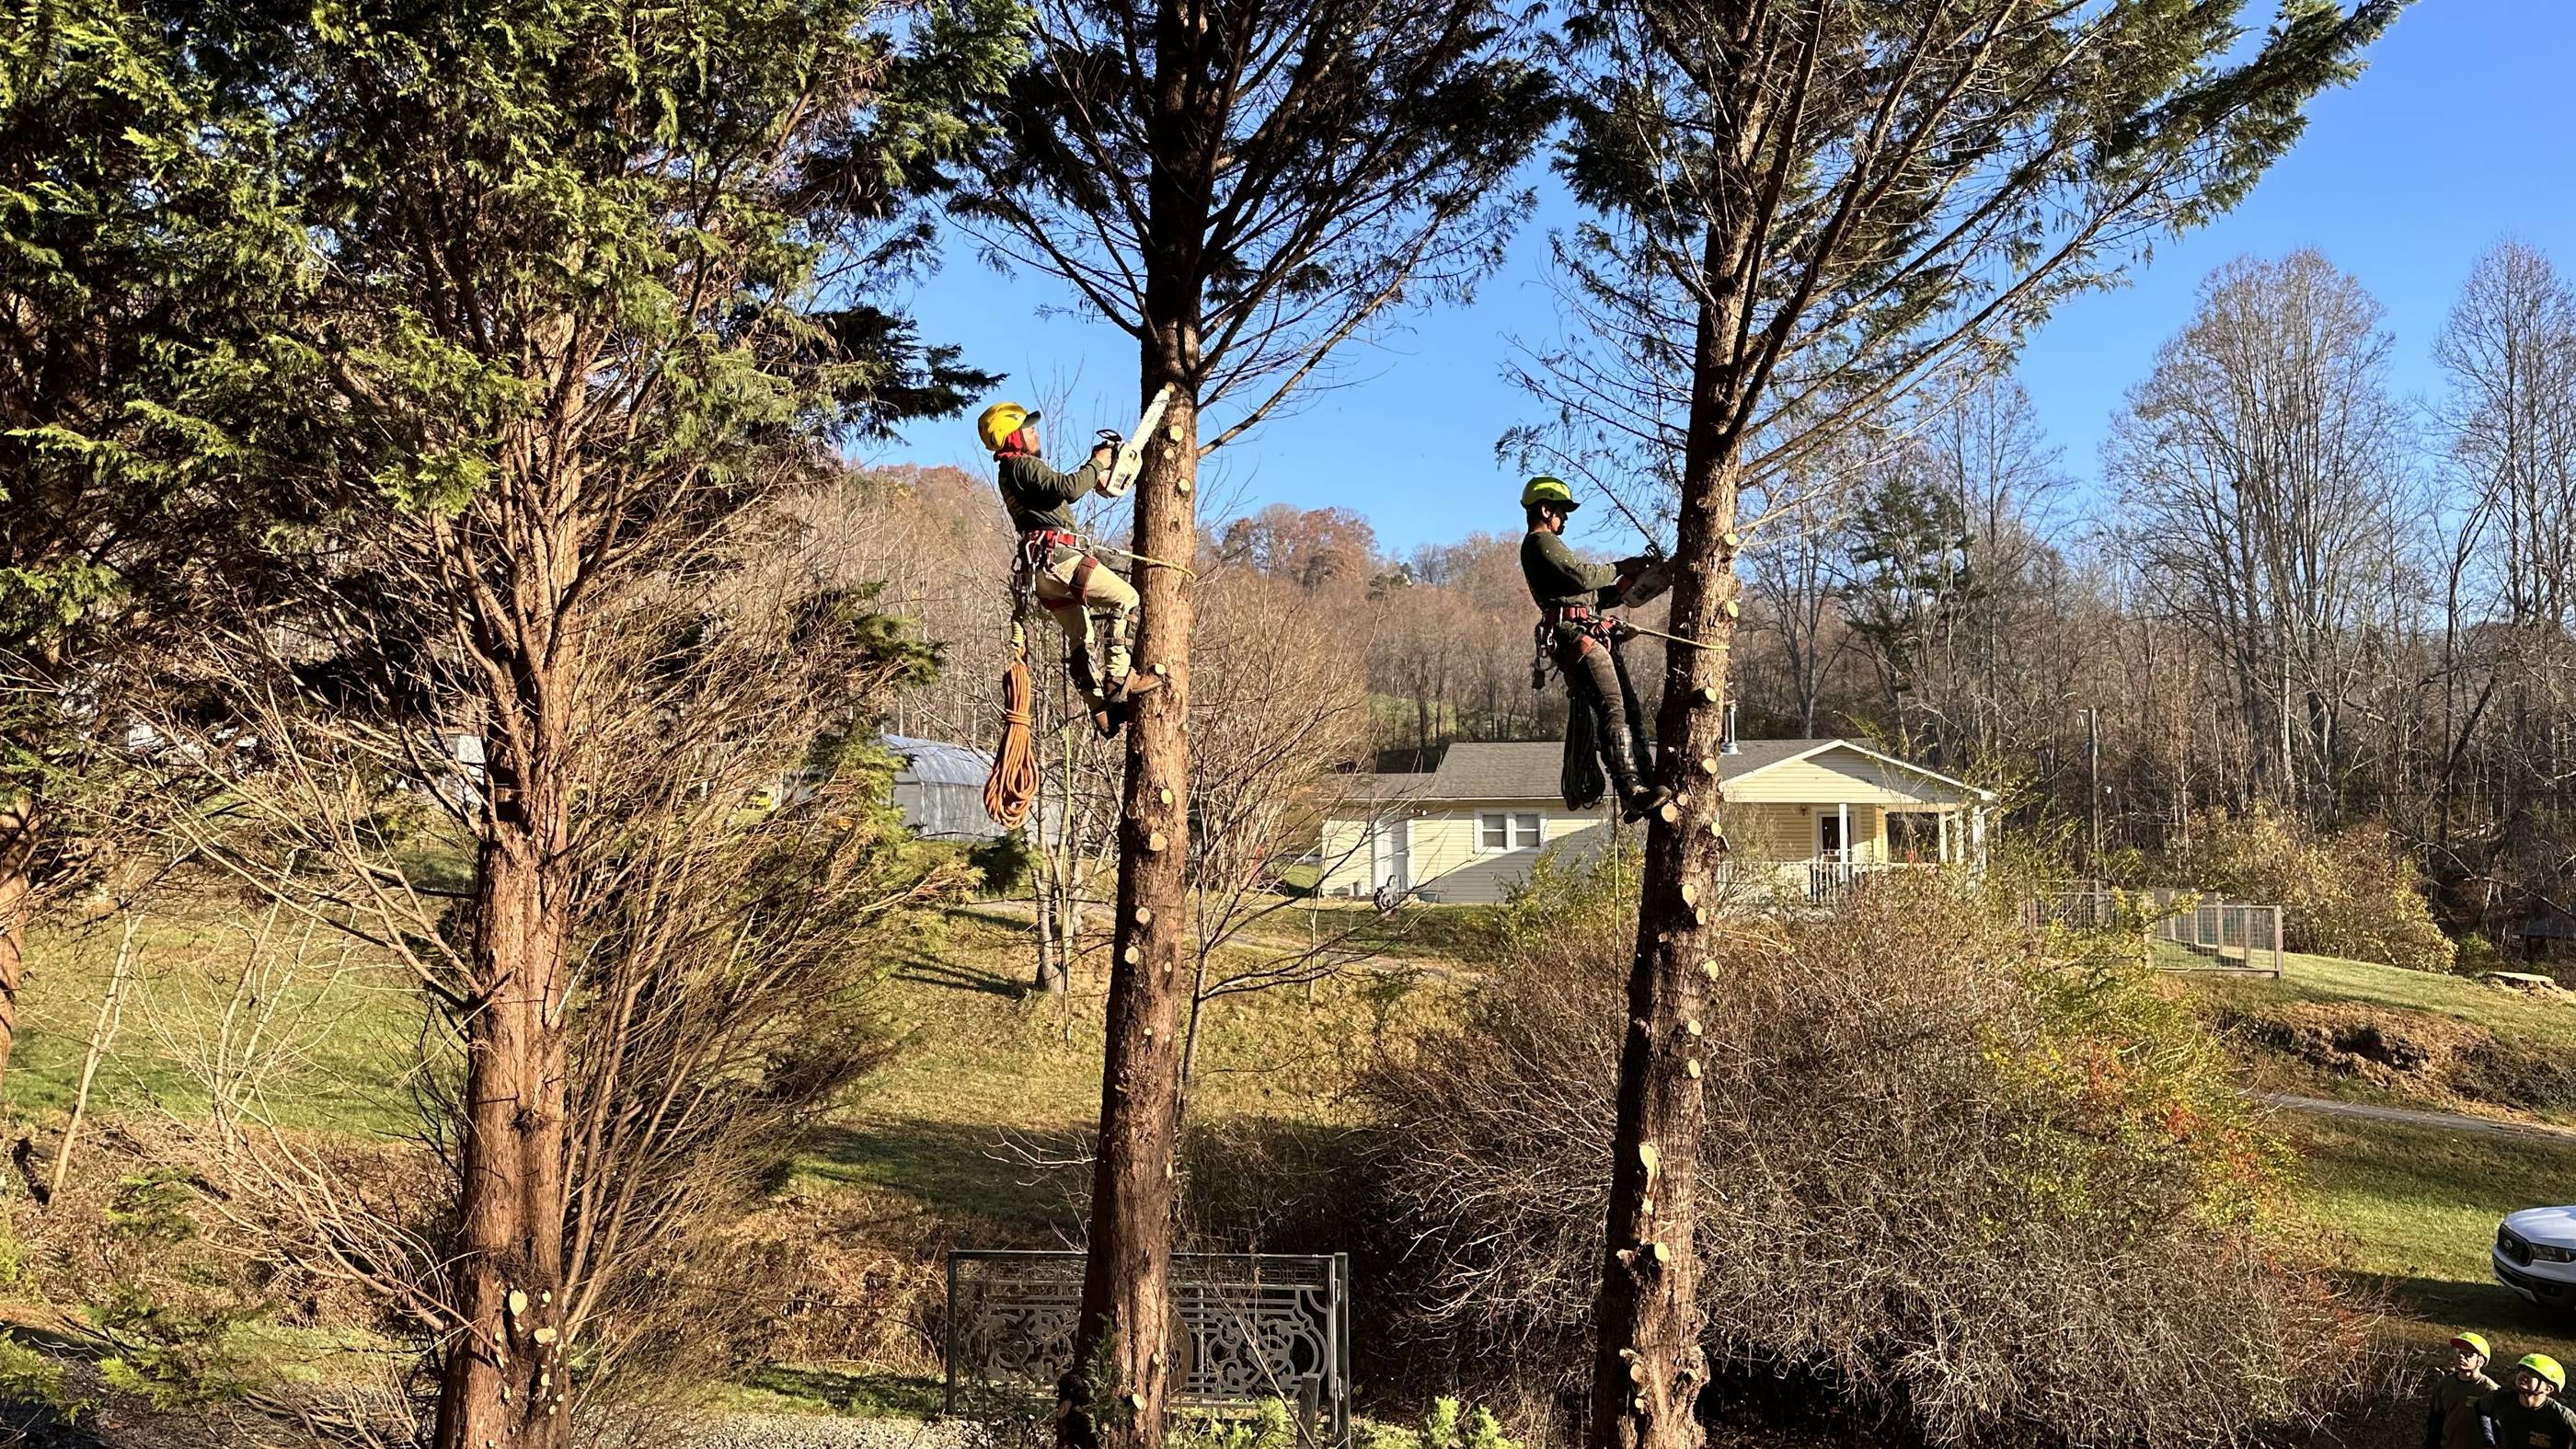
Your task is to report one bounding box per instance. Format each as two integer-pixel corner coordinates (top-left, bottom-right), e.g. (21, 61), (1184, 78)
(1619, 543), (1677, 606)
(1093, 384), (1177, 500)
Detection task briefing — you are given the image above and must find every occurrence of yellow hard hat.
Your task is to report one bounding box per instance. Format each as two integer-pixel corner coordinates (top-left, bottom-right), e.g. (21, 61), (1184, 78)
(1522, 476), (1577, 510)
(977, 401), (1040, 454)
(2453, 1332), (2492, 1359)
(2520, 1354), (2566, 1391)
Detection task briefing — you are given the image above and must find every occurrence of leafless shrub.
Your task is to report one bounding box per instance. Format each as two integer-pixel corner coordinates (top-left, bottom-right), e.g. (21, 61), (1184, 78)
(1363, 874), (2374, 1449)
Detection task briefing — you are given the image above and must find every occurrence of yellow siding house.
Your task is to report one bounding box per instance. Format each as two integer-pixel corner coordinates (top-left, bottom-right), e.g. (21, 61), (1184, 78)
(1319, 738), (1995, 905)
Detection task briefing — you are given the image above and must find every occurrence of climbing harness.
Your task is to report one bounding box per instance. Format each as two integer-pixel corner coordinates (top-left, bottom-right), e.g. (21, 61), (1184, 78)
(1544, 601), (1621, 638)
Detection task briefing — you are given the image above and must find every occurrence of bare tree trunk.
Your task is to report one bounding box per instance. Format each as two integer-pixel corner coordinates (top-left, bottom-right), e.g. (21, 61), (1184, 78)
(52, 911), (138, 1201)
(1590, 216), (1754, 1449)
(0, 797), (35, 1094)
(1067, 364), (1199, 1449)
(435, 815), (573, 1449)
(1034, 861), (1061, 995)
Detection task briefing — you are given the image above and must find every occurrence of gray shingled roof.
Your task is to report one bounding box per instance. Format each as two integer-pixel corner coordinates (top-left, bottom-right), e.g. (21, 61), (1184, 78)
(1369, 737), (1836, 802)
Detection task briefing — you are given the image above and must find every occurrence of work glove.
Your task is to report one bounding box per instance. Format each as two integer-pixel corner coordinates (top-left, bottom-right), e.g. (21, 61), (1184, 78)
(1621, 558), (1677, 606)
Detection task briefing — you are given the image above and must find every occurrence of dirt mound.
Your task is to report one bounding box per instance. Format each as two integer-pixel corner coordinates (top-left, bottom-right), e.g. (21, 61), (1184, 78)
(2229, 1002), (2490, 1089)
(2221, 1000), (2576, 1116)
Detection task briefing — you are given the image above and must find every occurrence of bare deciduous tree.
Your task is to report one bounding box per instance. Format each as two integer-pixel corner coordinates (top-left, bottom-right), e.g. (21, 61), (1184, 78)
(2110, 251), (2415, 814)
(956, 6), (1556, 1440)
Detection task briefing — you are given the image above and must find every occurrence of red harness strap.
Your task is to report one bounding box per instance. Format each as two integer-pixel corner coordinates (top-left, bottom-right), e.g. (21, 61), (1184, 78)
(1545, 604), (1620, 638)
(1017, 528), (1101, 607)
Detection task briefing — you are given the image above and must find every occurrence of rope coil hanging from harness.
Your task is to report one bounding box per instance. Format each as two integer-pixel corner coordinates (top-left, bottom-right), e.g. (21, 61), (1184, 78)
(983, 625), (1040, 830)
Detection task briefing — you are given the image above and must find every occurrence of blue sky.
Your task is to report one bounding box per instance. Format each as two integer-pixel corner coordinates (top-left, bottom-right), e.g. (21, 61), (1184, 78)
(872, 0), (2569, 557)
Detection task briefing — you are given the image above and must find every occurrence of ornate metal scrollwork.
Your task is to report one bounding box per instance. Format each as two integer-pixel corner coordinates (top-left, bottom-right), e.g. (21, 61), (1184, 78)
(945, 1251), (1351, 1447)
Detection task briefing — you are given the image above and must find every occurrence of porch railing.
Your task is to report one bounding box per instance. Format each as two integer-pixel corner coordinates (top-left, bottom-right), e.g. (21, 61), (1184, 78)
(2025, 887), (2284, 977)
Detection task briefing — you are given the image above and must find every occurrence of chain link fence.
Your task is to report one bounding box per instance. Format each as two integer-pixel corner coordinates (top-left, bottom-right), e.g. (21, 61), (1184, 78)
(2027, 887), (2284, 977)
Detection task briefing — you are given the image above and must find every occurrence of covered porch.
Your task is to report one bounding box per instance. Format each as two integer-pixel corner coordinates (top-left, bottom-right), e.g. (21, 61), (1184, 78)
(1708, 742), (1995, 904)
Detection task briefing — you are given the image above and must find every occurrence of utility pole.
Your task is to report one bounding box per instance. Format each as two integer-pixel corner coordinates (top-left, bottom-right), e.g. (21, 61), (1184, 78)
(2084, 706), (2101, 869)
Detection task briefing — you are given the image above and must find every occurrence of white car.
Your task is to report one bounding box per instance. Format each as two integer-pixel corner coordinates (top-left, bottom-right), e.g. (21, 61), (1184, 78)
(2494, 1207), (2576, 1310)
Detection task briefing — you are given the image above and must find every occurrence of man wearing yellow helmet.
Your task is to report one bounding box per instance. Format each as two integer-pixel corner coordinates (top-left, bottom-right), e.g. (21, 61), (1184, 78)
(2428, 1333), (2497, 1449)
(1520, 476), (1673, 822)
(2482, 1352), (2576, 1448)
(975, 401), (1156, 728)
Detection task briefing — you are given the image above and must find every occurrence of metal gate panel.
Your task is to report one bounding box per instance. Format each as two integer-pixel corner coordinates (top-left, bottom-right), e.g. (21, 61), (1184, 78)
(945, 1250), (1351, 1446)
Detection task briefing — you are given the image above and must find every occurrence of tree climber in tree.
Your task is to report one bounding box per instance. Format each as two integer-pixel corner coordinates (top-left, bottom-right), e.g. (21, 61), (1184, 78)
(979, 400), (1161, 732)
(1522, 476), (1675, 822)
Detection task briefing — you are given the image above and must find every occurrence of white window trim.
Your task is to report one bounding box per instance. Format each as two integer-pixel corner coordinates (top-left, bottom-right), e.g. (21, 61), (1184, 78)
(1477, 811), (1546, 852)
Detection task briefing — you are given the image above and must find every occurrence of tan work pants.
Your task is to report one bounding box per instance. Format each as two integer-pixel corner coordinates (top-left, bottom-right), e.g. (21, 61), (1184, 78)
(1033, 546), (1139, 695)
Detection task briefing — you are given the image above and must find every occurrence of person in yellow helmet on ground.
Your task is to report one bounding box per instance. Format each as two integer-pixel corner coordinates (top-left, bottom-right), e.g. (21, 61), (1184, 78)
(977, 401), (1159, 733)
(1519, 476), (1674, 822)
(2481, 1352), (2576, 1448)
(2428, 1334), (2499, 1449)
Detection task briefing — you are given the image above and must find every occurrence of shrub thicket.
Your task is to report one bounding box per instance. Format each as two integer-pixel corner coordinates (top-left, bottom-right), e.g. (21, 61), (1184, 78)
(2163, 810), (2455, 972)
(1361, 868), (2371, 1449)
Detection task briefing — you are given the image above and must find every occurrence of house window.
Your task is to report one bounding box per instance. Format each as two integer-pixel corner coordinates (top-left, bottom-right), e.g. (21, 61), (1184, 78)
(1887, 811), (1942, 861)
(1479, 811), (1545, 851)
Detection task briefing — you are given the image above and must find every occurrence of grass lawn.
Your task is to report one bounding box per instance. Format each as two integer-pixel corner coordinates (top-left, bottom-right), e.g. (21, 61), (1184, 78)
(6, 907), (428, 1137)
(25, 884), (2570, 1420)
(796, 910), (1439, 1234)
(2283, 1111), (2576, 1363)
(2175, 948), (2576, 1126)
(2191, 951), (2576, 1049)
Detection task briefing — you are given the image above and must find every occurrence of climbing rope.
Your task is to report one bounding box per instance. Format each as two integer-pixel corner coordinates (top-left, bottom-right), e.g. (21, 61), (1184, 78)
(983, 631), (1040, 829)
(1560, 700), (1605, 810)
(1619, 621), (1718, 650)
(1090, 541), (1198, 581)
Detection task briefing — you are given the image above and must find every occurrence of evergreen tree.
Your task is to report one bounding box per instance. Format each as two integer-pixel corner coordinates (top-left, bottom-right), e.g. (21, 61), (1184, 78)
(0, 0), (305, 1092)
(1524, 3), (2408, 1447)
(1841, 463), (1975, 754)
(178, 0), (1017, 1440)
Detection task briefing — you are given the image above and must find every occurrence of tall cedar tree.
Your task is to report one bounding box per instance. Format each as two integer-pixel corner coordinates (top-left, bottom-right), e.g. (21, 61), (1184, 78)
(1528, 3), (2405, 1448)
(194, 0), (1017, 1441)
(951, 4), (1552, 1444)
(0, 0), (302, 1091)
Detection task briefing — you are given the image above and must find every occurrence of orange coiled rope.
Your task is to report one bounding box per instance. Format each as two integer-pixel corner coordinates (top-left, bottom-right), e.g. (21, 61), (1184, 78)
(983, 637), (1039, 829)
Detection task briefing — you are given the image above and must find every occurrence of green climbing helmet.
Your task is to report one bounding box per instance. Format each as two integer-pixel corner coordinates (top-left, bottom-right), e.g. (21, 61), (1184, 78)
(1522, 476), (1578, 510)
(2453, 1332), (2492, 1360)
(2521, 1354), (2567, 1391)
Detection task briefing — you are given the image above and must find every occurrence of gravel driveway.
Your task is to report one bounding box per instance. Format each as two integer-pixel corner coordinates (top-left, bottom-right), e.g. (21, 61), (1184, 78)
(2260, 1091), (2576, 1142)
(682, 1415), (995, 1449)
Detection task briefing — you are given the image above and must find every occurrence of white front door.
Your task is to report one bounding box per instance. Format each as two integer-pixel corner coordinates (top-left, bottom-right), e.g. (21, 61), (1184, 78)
(1373, 818), (1410, 894)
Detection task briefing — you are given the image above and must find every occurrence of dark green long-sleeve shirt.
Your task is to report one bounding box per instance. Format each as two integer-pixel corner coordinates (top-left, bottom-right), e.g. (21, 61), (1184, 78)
(1521, 528), (1624, 610)
(2483, 1391), (2576, 1449)
(2431, 1374), (2500, 1449)
(997, 454), (1105, 535)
